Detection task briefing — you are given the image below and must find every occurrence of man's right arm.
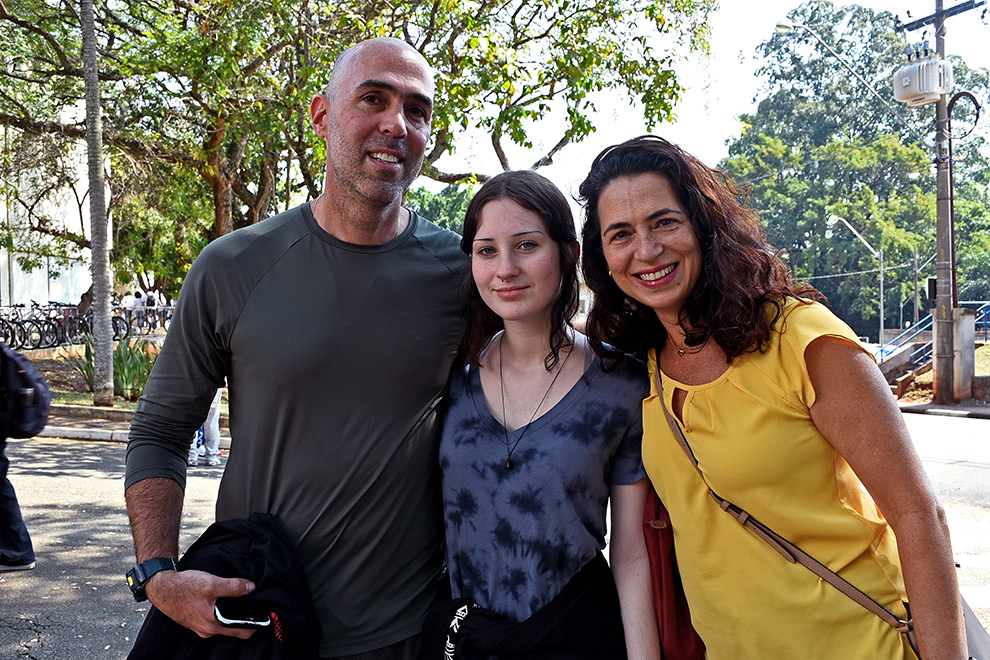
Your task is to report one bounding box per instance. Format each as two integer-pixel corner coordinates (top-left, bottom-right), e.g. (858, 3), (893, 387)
(125, 477), (256, 638)
(124, 241), (256, 638)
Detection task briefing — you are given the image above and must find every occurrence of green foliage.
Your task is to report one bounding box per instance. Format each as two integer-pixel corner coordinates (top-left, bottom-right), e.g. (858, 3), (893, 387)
(0, 0), (715, 268)
(68, 341), (95, 392)
(69, 335), (158, 401)
(412, 0), (713, 168)
(952, 145), (990, 301)
(721, 0), (990, 340)
(406, 185), (477, 235)
(110, 160), (214, 302)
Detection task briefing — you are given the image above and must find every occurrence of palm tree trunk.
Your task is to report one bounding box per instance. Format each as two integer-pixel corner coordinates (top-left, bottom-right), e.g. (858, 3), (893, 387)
(81, 0), (113, 406)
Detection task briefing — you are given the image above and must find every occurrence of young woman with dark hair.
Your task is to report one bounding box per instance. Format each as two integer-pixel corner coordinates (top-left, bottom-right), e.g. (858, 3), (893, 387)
(428, 169), (660, 660)
(458, 169), (581, 372)
(578, 135), (965, 660)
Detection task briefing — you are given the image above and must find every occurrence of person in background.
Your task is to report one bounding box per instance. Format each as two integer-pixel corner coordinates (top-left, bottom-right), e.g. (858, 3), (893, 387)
(0, 439), (35, 572)
(120, 291), (136, 330)
(431, 170), (659, 659)
(132, 291), (146, 332)
(124, 37), (466, 660)
(187, 388), (223, 467)
(578, 135), (966, 659)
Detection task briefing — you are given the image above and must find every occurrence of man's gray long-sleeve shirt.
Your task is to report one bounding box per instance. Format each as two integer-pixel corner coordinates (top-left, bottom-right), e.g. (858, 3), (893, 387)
(126, 203), (467, 656)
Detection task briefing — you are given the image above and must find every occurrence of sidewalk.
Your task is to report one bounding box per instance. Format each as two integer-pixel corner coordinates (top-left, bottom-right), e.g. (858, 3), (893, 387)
(37, 399), (989, 445)
(898, 400), (990, 420)
(39, 403), (232, 447)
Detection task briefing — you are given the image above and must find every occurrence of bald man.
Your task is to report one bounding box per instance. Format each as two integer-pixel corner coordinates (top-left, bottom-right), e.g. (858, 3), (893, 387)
(125, 38), (467, 659)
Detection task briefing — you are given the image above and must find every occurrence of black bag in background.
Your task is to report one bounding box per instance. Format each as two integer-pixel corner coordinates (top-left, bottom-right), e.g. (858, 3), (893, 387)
(0, 342), (52, 438)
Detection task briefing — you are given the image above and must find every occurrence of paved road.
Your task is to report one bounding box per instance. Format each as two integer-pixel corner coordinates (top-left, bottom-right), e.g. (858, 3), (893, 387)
(0, 439), (222, 659)
(902, 413), (990, 628)
(1, 417), (988, 658)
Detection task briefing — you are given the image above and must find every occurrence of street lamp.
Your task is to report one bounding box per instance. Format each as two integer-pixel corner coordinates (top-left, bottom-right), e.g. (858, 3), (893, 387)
(774, 18), (934, 153)
(829, 215), (884, 352)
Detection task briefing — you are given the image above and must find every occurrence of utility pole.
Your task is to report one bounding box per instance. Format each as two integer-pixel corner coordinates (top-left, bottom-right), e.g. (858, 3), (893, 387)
(933, 0), (955, 403)
(899, 0), (986, 402)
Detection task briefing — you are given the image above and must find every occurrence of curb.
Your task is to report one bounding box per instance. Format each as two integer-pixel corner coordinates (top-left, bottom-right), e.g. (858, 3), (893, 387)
(36, 424), (232, 448)
(47, 404), (228, 427)
(900, 406), (990, 420)
(51, 403), (135, 422)
(36, 425), (130, 443)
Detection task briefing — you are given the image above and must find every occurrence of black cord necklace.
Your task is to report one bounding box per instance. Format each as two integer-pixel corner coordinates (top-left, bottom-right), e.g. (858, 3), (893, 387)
(498, 335), (573, 470)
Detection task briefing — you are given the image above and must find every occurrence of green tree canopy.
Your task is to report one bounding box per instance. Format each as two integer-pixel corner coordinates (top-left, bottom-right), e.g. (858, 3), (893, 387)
(406, 184), (476, 236)
(721, 0), (990, 341)
(1, 0), (714, 299)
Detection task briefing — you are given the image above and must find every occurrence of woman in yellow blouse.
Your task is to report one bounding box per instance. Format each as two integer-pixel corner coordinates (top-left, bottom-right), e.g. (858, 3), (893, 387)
(577, 135), (966, 659)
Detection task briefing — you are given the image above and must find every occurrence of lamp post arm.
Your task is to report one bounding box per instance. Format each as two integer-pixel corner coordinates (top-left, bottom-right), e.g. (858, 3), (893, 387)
(793, 23), (935, 154)
(879, 248), (885, 351)
(827, 214), (885, 347)
(829, 214), (879, 259)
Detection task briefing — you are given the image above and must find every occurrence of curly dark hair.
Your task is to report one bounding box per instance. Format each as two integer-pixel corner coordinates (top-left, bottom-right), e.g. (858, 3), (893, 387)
(459, 170), (580, 370)
(578, 135), (822, 364)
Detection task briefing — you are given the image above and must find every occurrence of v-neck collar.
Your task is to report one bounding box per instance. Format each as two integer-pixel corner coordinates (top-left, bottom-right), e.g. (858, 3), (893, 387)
(466, 357), (599, 438)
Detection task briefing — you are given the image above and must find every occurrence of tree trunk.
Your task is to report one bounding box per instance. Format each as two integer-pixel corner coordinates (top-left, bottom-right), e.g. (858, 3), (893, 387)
(81, 0), (113, 406)
(76, 283), (94, 317)
(214, 173), (233, 237)
(204, 114), (236, 238)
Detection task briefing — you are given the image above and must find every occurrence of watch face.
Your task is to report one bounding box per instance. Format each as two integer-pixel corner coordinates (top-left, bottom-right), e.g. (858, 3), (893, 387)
(126, 566), (147, 600)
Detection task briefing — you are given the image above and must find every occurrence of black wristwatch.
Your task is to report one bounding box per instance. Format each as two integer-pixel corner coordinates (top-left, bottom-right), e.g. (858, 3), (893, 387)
(125, 557), (178, 602)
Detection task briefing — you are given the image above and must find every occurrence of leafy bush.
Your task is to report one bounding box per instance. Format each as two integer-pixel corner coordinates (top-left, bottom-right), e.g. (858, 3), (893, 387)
(69, 335), (158, 401)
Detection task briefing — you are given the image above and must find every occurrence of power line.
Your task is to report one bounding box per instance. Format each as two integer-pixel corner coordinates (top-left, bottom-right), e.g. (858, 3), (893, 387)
(801, 253), (937, 281)
(898, 0), (987, 32)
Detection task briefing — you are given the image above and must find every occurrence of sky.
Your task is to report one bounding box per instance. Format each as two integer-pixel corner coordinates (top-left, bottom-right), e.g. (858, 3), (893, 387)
(427, 0), (990, 199)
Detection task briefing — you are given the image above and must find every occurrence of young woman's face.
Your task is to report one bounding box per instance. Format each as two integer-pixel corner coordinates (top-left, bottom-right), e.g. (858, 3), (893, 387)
(471, 197), (562, 325)
(597, 173), (702, 323)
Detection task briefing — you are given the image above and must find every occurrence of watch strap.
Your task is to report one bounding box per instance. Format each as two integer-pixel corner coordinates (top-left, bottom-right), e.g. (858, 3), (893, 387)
(126, 557), (178, 602)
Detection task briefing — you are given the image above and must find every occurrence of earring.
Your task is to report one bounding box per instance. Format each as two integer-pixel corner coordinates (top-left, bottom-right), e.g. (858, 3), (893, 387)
(608, 270), (612, 278)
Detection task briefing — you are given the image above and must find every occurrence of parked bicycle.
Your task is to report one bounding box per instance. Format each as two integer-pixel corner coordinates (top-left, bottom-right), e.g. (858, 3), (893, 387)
(0, 302), (133, 350)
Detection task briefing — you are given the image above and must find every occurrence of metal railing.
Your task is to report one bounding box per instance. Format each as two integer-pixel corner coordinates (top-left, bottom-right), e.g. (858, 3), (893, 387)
(875, 300), (989, 367)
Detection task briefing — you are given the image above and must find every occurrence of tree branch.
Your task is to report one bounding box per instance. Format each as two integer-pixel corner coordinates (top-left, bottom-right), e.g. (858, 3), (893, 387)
(424, 125), (450, 168)
(530, 134), (570, 169)
(0, 0), (74, 73)
(419, 165), (489, 184)
(0, 113), (202, 169)
(9, 193), (92, 250)
(243, 38), (294, 78)
(491, 130), (510, 171)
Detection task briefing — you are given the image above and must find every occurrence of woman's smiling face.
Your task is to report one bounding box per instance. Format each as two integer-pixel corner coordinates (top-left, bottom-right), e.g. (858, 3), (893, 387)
(597, 172), (702, 323)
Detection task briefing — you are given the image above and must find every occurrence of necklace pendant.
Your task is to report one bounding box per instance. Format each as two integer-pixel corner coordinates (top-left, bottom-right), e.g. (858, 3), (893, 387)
(504, 458), (513, 470)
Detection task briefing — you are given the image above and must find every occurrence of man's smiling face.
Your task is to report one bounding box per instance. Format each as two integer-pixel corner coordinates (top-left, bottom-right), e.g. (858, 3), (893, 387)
(320, 40), (435, 207)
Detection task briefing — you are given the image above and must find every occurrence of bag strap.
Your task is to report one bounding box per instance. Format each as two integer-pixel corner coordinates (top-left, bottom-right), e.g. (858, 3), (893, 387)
(653, 365), (920, 653)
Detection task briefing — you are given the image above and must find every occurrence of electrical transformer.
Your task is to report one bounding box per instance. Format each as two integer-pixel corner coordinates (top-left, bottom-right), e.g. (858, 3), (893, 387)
(893, 56), (954, 106)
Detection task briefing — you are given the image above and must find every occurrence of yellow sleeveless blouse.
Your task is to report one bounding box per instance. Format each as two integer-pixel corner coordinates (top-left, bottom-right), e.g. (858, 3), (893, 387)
(643, 300), (916, 659)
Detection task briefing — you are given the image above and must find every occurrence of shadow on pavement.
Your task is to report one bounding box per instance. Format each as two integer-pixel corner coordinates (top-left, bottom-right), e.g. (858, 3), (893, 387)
(0, 439), (222, 659)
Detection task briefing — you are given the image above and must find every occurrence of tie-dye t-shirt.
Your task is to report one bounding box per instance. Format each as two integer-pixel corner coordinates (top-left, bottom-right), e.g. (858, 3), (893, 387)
(439, 352), (648, 621)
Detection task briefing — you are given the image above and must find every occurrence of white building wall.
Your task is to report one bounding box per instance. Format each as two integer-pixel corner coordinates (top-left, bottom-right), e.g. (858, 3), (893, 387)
(1, 126), (94, 308)
(0, 249), (91, 307)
